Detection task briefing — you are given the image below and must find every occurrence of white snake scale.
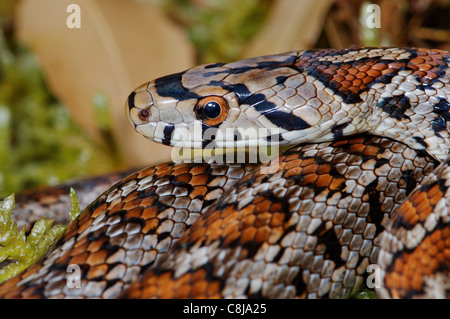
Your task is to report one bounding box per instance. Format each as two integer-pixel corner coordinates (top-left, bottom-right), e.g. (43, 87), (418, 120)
(0, 47), (449, 299)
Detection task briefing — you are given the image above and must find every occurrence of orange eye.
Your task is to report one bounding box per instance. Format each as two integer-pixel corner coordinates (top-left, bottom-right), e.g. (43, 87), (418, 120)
(195, 96), (229, 126)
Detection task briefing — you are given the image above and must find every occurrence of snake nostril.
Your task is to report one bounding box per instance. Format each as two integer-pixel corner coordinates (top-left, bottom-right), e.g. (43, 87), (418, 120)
(138, 109), (150, 121)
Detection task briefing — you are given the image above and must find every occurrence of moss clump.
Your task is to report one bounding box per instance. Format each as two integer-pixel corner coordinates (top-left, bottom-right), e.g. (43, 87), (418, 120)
(0, 194), (75, 283)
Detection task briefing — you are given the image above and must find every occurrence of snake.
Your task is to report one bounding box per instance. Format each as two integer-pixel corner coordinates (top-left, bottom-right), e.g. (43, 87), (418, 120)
(0, 47), (449, 299)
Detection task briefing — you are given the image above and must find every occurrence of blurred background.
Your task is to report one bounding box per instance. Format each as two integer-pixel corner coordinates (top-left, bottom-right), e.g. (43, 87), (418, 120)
(0, 0), (449, 197)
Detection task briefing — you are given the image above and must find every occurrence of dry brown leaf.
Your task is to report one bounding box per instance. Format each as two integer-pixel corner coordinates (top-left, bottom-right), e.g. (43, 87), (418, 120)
(16, 0), (195, 167)
(242, 0), (334, 58)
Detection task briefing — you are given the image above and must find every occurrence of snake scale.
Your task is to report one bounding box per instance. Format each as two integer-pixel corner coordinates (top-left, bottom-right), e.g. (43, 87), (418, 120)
(0, 47), (449, 299)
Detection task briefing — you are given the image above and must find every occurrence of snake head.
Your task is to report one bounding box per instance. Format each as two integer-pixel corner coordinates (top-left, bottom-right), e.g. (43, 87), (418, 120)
(126, 51), (332, 149)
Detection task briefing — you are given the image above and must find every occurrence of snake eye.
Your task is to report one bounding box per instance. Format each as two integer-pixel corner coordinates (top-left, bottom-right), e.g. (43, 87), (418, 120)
(195, 96), (229, 126)
(138, 109), (150, 122)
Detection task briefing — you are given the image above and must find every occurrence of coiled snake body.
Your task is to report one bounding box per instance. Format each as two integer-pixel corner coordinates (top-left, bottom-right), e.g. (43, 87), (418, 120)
(0, 47), (449, 298)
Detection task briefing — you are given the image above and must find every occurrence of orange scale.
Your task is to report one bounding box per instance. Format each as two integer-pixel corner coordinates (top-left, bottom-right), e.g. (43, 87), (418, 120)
(87, 264), (108, 279)
(154, 165), (173, 177)
(140, 194), (158, 207)
(372, 62), (388, 70)
(329, 177), (345, 191)
(269, 212), (285, 227)
(86, 249), (109, 266)
(136, 167), (156, 179)
(242, 214), (256, 227)
(75, 220), (92, 238)
(334, 75), (345, 82)
(316, 163), (331, 175)
(125, 206), (143, 219)
(175, 172), (192, 183)
(141, 285), (157, 299)
(255, 199), (271, 213)
(362, 76), (374, 84)
(87, 236), (108, 252)
(341, 80), (352, 88)
(353, 78), (363, 87)
(284, 166), (302, 179)
(410, 272), (424, 291)
(425, 71), (439, 80)
(190, 186), (208, 198)
(141, 206), (159, 220)
(361, 145), (380, 157)
(410, 57), (426, 65)
(269, 202), (282, 213)
(300, 174), (318, 187)
(344, 74), (356, 81)
(367, 69), (381, 78)
(223, 229), (242, 246)
(69, 251), (90, 265)
(142, 218), (159, 233)
(91, 203), (108, 219)
(359, 64), (372, 72)
(192, 280), (208, 297)
(172, 164), (192, 175)
(297, 163), (318, 175)
(347, 68), (359, 75)
(190, 165), (208, 175)
(284, 159), (302, 170)
(190, 174), (209, 186)
(240, 227), (257, 244)
(316, 174), (333, 188)
(254, 211), (272, 227)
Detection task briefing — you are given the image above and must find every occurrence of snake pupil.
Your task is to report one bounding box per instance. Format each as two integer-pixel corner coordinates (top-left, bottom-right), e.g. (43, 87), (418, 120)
(203, 101), (221, 119)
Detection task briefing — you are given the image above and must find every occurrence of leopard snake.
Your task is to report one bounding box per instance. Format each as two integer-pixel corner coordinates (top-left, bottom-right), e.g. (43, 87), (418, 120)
(0, 47), (449, 299)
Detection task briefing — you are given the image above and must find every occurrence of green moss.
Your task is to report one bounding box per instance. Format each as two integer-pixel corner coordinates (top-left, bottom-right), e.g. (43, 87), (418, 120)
(69, 187), (81, 222)
(0, 194), (66, 283)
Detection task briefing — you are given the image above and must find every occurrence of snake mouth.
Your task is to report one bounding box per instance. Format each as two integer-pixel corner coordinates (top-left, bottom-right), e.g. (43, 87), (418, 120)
(135, 121), (284, 149)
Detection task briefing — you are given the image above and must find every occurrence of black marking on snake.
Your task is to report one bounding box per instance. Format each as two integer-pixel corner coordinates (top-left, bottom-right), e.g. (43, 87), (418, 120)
(245, 93), (311, 131)
(203, 56), (297, 78)
(431, 98), (450, 137)
(155, 72), (200, 101)
(331, 122), (351, 138)
(402, 169), (420, 196)
(275, 75), (289, 85)
(390, 177), (447, 231)
(162, 124), (175, 146)
(291, 268), (308, 297)
(208, 81), (253, 103)
(204, 63), (225, 69)
(314, 223), (345, 268)
(365, 179), (386, 237)
(376, 95), (412, 121)
(412, 136), (428, 149)
(127, 91), (136, 110)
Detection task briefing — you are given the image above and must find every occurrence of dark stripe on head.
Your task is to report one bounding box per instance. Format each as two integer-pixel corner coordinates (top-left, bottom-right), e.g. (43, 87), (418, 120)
(245, 93), (274, 115)
(162, 124), (175, 145)
(154, 72), (200, 101)
(243, 93), (311, 131)
(204, 63), (226, 69)
(264, 110), (311, 131)
(204, 56), (297, 78)
(127, 91), (136, 110)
